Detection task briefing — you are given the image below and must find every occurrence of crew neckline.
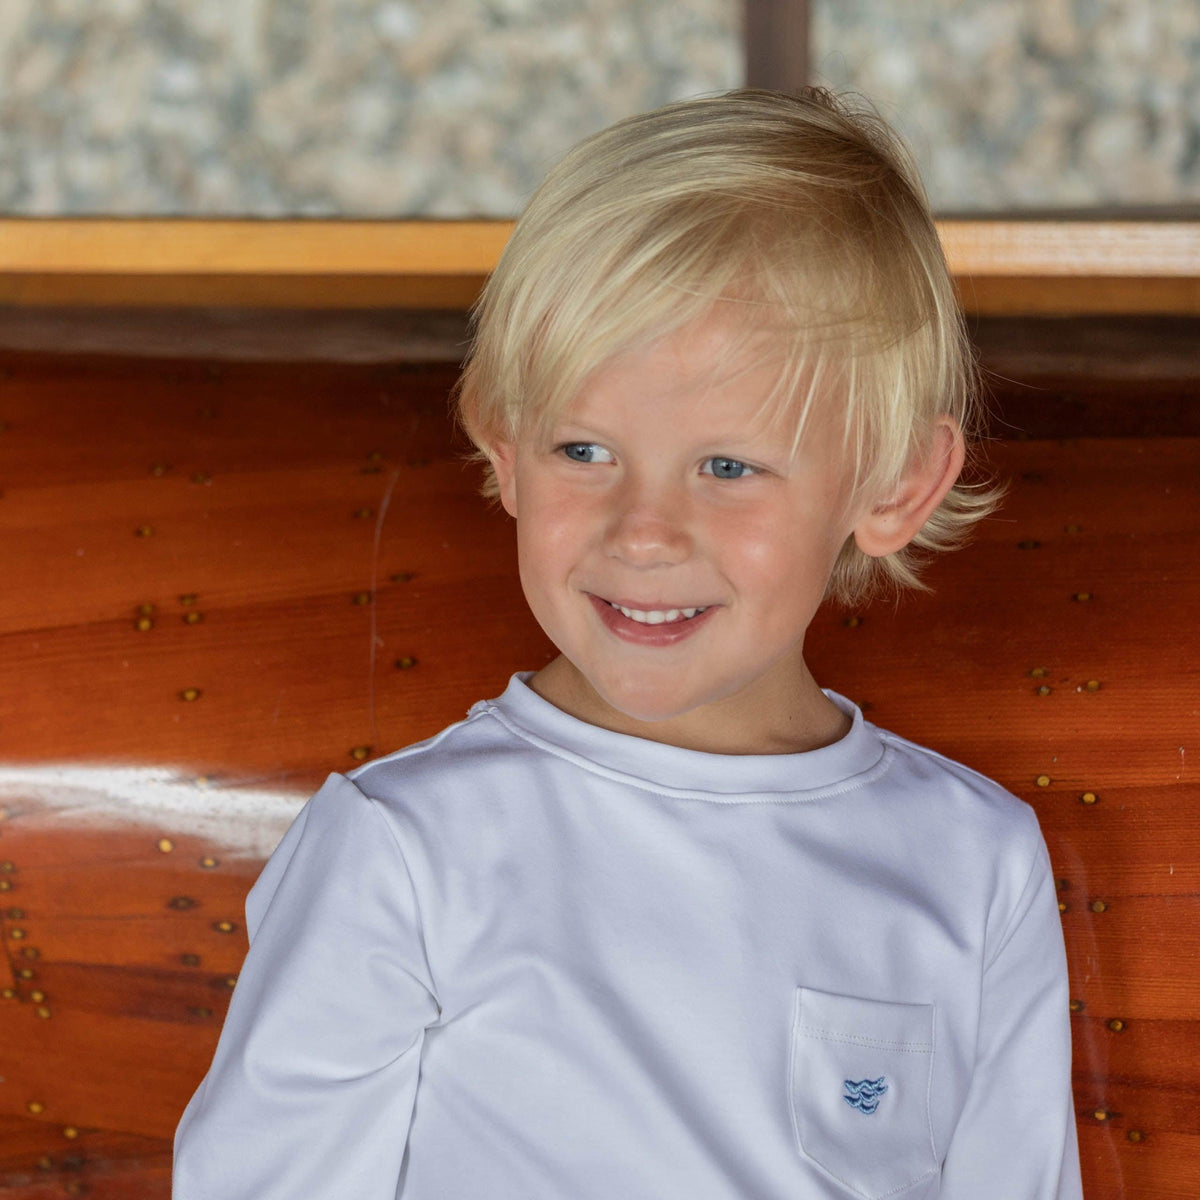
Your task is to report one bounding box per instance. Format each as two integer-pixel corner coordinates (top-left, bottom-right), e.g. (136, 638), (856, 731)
(472, 672), (888, 800)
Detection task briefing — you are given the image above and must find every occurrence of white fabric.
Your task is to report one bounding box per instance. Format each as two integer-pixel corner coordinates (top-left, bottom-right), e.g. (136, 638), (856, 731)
(173, 673), (1082, 1199)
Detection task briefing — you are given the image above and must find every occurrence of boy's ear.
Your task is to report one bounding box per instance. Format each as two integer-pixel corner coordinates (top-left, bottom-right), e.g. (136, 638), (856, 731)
(852, 417), (966, 559)
(488, 440), (519, 519)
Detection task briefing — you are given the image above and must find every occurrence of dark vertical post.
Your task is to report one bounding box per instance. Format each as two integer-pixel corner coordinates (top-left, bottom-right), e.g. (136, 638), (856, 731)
(744, 0), (810, 92)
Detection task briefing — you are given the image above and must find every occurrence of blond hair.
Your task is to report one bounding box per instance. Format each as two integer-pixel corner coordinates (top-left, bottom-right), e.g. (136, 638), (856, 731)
(454, 87), (1001, 606)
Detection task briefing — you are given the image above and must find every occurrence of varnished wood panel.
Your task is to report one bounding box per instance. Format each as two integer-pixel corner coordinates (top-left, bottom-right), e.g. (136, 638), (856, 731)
(0, 349), (1196, 1197)
(2, 218), (1199, 313)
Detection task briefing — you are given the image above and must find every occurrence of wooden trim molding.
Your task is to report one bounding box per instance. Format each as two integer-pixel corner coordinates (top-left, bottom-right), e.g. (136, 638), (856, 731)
(0, 218), (1198, 315)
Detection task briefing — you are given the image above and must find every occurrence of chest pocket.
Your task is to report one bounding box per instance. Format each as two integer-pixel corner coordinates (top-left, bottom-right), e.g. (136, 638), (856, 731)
(789, 987), (938, 1199)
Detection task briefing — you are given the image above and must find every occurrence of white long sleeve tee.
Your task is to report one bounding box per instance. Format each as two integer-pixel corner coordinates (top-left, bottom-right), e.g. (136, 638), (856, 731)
(173, 673), (1082, 1200)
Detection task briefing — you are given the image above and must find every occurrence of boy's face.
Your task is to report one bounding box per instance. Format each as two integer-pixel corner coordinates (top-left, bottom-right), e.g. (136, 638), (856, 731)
(489, 314), (866, 750)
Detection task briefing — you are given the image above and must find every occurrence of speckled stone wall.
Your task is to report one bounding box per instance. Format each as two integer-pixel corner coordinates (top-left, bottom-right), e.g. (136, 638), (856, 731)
(811, 0), (1200, 212)
(0, 0), (741, 217)
(0, 1), (1196, 216)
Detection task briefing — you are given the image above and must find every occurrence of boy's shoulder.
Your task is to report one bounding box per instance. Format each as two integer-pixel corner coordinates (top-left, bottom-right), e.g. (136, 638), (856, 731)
(863, 713), (1045, 853)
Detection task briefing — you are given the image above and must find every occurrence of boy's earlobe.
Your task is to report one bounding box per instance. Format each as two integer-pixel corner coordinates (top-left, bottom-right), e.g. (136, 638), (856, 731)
(489, 441), (519, 519)
(852, 418), (966, 559)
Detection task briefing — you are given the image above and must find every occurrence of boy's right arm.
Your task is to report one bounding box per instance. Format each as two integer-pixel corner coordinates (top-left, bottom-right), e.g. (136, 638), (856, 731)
(172, 772), (441, 1200)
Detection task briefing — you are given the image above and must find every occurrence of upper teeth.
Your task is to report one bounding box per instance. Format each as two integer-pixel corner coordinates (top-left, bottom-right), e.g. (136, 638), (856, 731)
(611, 603), (707, 624)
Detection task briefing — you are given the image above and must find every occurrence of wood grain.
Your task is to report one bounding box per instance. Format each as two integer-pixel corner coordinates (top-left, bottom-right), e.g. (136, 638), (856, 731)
(0, 348), (1196, 1197)
(2, 219), (1198, 313)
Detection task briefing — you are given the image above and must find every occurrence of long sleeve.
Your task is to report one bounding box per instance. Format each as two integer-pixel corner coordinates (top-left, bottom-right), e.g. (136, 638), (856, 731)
(939, 837), (1083, 1198)
(173, 772), (441, 1200)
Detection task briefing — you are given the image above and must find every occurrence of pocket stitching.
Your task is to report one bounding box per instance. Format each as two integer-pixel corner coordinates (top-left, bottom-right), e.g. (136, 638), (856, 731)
(794, 1026), (932, 1052)
(789, 988), (940, 1200)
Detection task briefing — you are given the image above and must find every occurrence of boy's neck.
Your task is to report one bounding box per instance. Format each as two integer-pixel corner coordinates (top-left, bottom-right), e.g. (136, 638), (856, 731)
(526, 655), (852, 757)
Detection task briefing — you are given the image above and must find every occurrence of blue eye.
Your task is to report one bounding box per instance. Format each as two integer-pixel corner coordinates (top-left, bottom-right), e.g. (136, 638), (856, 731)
(703, 457), (756, 480)
(560, 443), (613, 464)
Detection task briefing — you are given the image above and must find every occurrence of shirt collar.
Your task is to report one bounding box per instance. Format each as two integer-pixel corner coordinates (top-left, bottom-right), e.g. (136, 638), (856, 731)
(473, 672), (888, 800)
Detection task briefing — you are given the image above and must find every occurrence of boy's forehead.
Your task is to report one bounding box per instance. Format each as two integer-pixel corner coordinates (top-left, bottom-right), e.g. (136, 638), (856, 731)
(547, 312), (828, 446)
(567, 313), (780, 405)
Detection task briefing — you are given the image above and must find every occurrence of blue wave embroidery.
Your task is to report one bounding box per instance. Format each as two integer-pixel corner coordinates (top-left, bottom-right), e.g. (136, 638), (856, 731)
(843, 1077), (889, 1114)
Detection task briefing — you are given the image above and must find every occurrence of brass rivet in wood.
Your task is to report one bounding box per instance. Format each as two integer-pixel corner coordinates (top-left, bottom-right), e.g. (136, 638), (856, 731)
(199, 856), (219, 869)
(137, 603), (156, 617)
(191, 471), (212, 485)
(1069, 999), (1085, 1013)
(353, 508), (374, 519)
(1091, 899), (1109, 914)
(1084, 679), (1101, 692)
(179, 688), (201, 702)
(1093, 1109), (1111, 1122)
(150, 462), (170, 477)
(1036, 685), (1051, 696)
(181, 953), (201, 967)
(180, 593), (198, 606)
(1, 861), (15, 872)
(167, 896), (199, 910)
(183, 610), (203, 624)
(62, 1126), (78, 1139)
(157, 838), (175, 853)
(21, 946), (39, 959)
(843, 616), (861, 627)
(1035, 775), (1051, 788)
(134, 616), (154, 631)
(1127, 1130), (1144, 1143)
(27, 1100), (44, 1114)
(350, 746), (372, 761)
(353, 592), (372, 605)
(1081, 791), (1098, 806)
(1107, 1018), (1126, 1032)
(135, 525), (155, 537)
(1, 988), (15, 1000)
(0, 879), (11, 892)
(395, 656), (417, 670)
(35, 1005), (50, 1019)
(389, 571), (415, 583)
(1073, 591), (1092, 602)
(1029, 666), (1048, 678)
(224, 976), (238, 989)
(10, 928), (26, 940)
(1016, 540), (1041, 549)
(213, 920), (237, 934)
(190, 1006), (213, 1018)
(18, 968), (34, 979)
(30, 989), (44, 1002)
(1058, 902), (1067, 913)
(37, 1155), (52, 1170)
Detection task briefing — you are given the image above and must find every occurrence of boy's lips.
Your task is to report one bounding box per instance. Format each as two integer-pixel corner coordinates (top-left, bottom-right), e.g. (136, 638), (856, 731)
(586, 592), (718, 646)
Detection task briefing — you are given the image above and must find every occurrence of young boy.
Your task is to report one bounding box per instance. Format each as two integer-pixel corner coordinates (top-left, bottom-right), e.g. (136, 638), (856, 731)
(173, 89), (1081, 1199)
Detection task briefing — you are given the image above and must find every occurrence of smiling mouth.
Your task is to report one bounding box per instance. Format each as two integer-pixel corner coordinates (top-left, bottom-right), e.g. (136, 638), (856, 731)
(602, 600), (710, 625)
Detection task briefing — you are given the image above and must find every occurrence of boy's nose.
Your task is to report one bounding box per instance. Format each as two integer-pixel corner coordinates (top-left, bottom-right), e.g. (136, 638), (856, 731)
(603, 487), (693, 567)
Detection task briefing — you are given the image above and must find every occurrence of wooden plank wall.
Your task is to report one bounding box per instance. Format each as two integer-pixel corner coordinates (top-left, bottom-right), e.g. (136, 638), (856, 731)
(1, 219), (1198, 314)
(0, 319), (1197, 1197)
